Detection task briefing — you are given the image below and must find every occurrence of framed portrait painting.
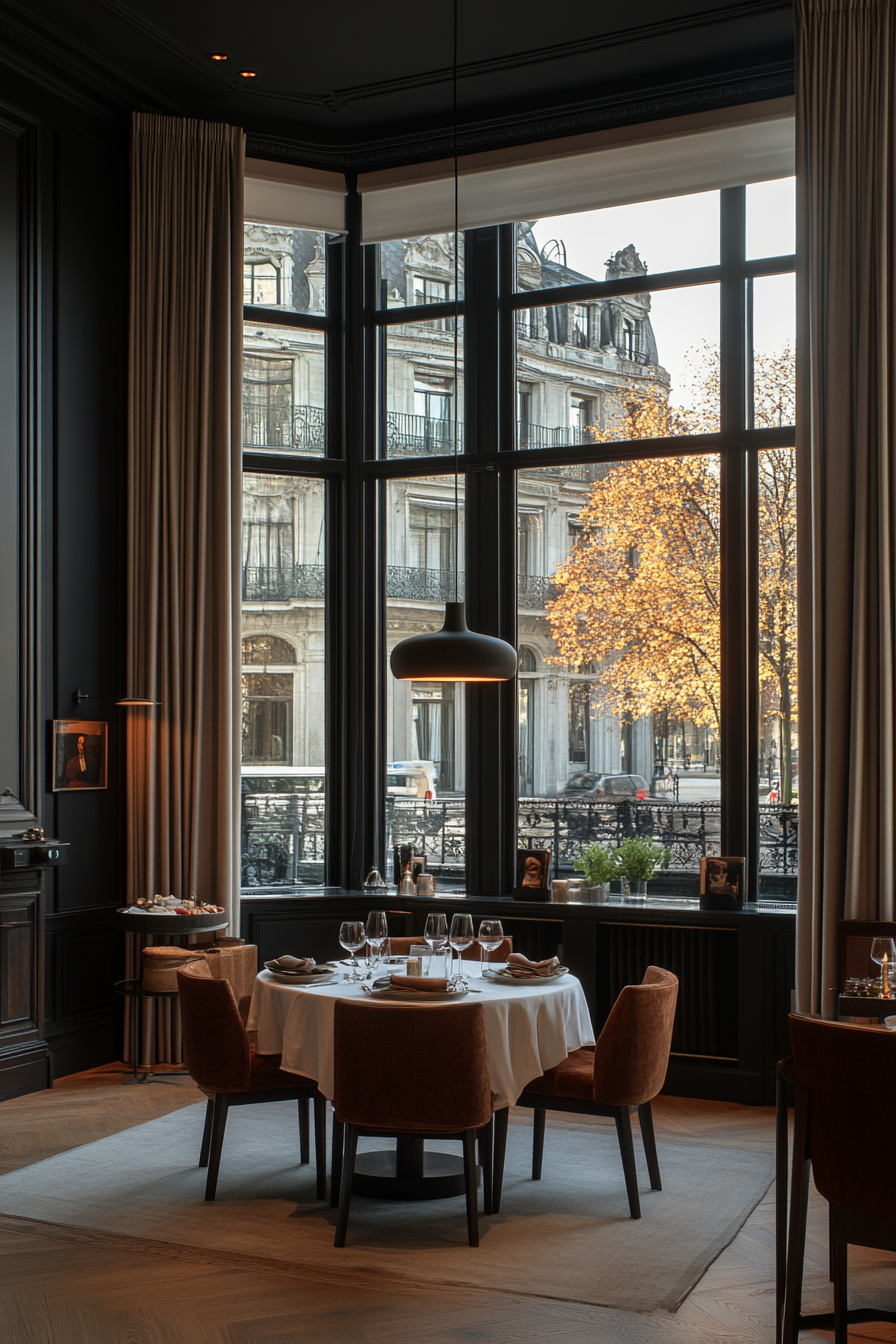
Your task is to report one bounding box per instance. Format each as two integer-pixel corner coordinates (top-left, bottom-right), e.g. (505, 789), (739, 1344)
(52, 720), (107, 791)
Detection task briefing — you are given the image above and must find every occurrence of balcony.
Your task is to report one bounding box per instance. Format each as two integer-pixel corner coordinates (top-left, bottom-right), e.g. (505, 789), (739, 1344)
(385, 411), (460, 457)
(242, 562), (555, 608)
(242, 565), (325, 601)
(243, 404), (325, 452)
(386, 565), (465, 603)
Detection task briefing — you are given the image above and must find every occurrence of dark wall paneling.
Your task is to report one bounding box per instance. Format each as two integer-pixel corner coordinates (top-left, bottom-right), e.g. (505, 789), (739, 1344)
(0, 66), (130, 1093)
(52, 122), (126, 915)
(0, 129), (18, 796)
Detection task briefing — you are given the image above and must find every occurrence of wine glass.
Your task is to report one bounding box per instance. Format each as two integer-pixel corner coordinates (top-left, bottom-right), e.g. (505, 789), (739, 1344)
(423, 913), (448, 976)
(338, 921), (365, 981)
(449, 913), (474, 988)
(366, 910), (388, 974)
(871, 937), (896, 998)
(477, 919), (504, 978)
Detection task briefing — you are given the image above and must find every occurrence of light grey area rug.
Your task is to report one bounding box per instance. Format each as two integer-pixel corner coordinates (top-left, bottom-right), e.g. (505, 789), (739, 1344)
(0, 1101), (773, 1312)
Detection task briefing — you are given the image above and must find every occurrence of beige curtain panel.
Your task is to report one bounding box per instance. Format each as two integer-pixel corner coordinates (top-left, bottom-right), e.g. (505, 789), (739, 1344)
(127, 114), (244, 948)
(796, 0), (896, 1016)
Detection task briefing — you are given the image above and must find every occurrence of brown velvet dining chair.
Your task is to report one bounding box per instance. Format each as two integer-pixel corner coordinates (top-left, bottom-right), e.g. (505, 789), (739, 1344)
(782, 1014), (896, 1344)
(494, 965), (678, 1218)
(331, 999), (494, 1247)
(177, 960), (327, 1202)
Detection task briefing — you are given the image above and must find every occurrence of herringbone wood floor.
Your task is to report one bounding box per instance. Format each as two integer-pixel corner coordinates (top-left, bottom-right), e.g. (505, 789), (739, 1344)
(0, 1066), (894, 1343)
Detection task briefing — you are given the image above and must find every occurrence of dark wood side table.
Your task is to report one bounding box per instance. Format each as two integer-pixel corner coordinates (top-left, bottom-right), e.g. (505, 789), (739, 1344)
(114, 978), (190, 1083)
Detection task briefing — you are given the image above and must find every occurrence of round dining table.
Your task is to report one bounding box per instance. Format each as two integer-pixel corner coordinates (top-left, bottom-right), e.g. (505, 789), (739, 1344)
(248, 965), (595, 1200)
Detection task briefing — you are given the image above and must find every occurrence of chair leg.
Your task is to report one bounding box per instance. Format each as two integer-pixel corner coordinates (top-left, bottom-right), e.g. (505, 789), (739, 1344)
(532, 1108), (546, 1180)
(614, 1107), (641, 1219)
(298, 1096), (310, 1165)
(205, 1093), (229, 1201)
(330, 1115), (344, 1208)
(313, 1094), (327, 1200)
(638, 1102), (661, 1190)
(334, 1123), (358, 1248)
(493, 1106), (509, 1214)
(782, 1092), (811, 1344)
(833, 1237), (848, 1344)
(462, 1129), (480, 1247)
(478, 1116), (493, 1216)
(198, 1099), (214, 1168)
(828, 1204), (835, 1282)
(775, 1070), (789, 1344)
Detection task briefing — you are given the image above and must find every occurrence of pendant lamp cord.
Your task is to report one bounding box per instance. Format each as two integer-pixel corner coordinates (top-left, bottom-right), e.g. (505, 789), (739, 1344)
(453, 0), (460, 603)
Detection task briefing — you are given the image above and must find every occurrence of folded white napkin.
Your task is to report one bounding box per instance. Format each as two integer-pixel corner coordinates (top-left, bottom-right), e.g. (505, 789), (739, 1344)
(504, 953), (561, 979)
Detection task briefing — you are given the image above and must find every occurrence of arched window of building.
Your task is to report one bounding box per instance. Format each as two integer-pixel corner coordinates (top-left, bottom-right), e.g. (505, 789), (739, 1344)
(242, 635), (297, 666)
(518, 649), (537, 794)
(518, 646), (537, 672)
(568, 683), (591, 766)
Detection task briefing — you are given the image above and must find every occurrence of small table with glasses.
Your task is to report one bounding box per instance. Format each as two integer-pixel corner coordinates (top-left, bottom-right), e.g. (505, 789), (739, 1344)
(248, 946), (594, 1200)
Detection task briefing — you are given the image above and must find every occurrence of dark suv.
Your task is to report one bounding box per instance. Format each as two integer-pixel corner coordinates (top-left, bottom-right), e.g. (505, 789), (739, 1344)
(560, 772), (655, 799)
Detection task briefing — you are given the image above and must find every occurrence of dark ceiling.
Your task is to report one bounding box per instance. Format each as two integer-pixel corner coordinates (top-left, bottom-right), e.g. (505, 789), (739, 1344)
(1, 0), (794, 168)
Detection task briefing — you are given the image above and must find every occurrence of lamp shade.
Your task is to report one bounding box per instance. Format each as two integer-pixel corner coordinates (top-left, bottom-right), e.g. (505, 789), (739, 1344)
(115, 697), (159, 706)
(390, 602), (518, 682)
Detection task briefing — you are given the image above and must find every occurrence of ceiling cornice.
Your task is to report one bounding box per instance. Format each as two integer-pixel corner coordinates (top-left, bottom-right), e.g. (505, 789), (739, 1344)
(247, 65), (795, 172)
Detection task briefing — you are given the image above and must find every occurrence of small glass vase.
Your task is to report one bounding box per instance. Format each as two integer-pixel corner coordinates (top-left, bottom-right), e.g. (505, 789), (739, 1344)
(622, 878), (648, 899)
(581, 883), (610, 904)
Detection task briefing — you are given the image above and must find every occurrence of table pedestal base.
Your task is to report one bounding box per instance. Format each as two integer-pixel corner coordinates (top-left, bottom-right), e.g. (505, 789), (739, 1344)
(352, 1137), (474, 1201)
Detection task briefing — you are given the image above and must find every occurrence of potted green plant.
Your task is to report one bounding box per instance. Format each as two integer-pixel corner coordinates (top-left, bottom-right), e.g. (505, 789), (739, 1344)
(615, 836), (672, 899)
(574, 843), (618, 903)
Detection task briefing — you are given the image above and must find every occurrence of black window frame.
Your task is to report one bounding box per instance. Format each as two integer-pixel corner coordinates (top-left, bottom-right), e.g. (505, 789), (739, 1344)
(239, 182), (796, 900)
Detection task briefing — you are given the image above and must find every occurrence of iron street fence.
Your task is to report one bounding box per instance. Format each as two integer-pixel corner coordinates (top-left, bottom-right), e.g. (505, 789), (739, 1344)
(241, 792), (799, 889)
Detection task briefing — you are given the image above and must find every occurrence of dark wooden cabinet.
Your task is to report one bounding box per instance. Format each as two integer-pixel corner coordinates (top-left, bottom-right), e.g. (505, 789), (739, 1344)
(0, 873), (49, 1100)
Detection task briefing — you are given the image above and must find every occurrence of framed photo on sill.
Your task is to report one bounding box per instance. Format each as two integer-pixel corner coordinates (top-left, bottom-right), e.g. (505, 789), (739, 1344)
(513, 847), (552, 901)
(52, 720), (107, 791)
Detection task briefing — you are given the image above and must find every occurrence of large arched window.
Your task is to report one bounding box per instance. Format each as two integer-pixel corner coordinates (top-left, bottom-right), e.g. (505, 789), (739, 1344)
(242, 635), (297, 666)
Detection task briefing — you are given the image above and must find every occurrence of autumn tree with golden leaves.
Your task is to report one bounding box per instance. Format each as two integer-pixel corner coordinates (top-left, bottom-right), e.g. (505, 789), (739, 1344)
(546, 346), (797, 801)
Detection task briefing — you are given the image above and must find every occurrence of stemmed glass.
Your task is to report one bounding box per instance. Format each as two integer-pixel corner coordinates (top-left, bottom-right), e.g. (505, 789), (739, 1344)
(365, 910), (389, 975)
(338, 921), (365, 981)
(477, 919), (503, 978)
(424, 912), (448, 978)
(449, 913), (475, 988)
(871, 937), (896, 998)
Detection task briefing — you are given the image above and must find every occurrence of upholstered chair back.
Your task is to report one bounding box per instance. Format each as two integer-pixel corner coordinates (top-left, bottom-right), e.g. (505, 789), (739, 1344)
(377, 934), (513, 962)
(177, 960), (251, 1093)
(591, 965), (679, 1107)
(789, 1013), (896, 1215)
(333, 1000), (492, 1133)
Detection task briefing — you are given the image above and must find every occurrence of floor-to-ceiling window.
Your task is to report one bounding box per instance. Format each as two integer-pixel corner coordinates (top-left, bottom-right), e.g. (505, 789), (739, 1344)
(240, 220), (333, 890)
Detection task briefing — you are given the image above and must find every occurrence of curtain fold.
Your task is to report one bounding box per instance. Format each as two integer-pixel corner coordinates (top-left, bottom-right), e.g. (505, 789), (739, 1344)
(127, 114), (244, 947)
(795, 0), (896, 1016)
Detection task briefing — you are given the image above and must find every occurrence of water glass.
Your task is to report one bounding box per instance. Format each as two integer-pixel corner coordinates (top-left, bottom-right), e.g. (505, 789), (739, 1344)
(366, 910), (388, 972)
(871, 937), (896, 997)
(477, 919), (504, 976)
(338, 921), (365, 980)
(449, 913), (475, 987)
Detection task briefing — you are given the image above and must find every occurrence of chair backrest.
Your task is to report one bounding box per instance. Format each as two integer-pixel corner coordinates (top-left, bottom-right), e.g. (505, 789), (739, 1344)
(384, 934), (513, 963)
(789, 1013), (896, 1214)
(333, 1000), (492, 1132)
(177, 960), (251, 1093)
(592, 966), (679, 1106)
(203, 943), (258, 1000)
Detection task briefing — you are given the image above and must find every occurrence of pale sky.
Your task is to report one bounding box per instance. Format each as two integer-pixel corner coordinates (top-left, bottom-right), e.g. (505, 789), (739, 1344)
(531, 178), (795, 412)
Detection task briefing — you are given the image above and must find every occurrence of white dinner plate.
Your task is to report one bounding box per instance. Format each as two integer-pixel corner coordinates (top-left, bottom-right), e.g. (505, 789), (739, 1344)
(263, 963), (338, 984)
(483, 966), (569, 985)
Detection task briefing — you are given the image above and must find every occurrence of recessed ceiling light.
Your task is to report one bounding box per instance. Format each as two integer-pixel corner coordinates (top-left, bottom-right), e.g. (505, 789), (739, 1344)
(238, 69), (258, 78)
(209, 52), (228, 61)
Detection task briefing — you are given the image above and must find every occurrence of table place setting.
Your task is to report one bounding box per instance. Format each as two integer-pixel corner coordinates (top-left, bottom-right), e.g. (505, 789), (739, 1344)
(484, 952), (569, 984)
(262, 956), (339, 984)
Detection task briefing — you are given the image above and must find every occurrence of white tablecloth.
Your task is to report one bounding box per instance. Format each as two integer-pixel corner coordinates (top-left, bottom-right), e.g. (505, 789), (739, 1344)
(248, 970), (595, 1110)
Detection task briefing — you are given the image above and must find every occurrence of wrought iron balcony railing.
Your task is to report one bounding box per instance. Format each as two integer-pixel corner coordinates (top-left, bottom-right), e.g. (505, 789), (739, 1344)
(242, 564), (326, 601)
(385, 411), (460, 457)
(242, 404), (326, 452)
(386, 565), (465, 603)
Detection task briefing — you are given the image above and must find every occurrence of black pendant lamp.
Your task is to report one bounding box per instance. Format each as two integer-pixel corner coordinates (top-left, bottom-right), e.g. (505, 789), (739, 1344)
(389, 0), (517, 685)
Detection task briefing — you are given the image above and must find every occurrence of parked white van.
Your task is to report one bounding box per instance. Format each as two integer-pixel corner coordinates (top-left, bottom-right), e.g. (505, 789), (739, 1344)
(387, 760), (437, 799)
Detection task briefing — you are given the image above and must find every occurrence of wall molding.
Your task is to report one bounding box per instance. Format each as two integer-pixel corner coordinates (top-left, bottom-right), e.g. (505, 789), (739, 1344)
(248, 66), (795, 171)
